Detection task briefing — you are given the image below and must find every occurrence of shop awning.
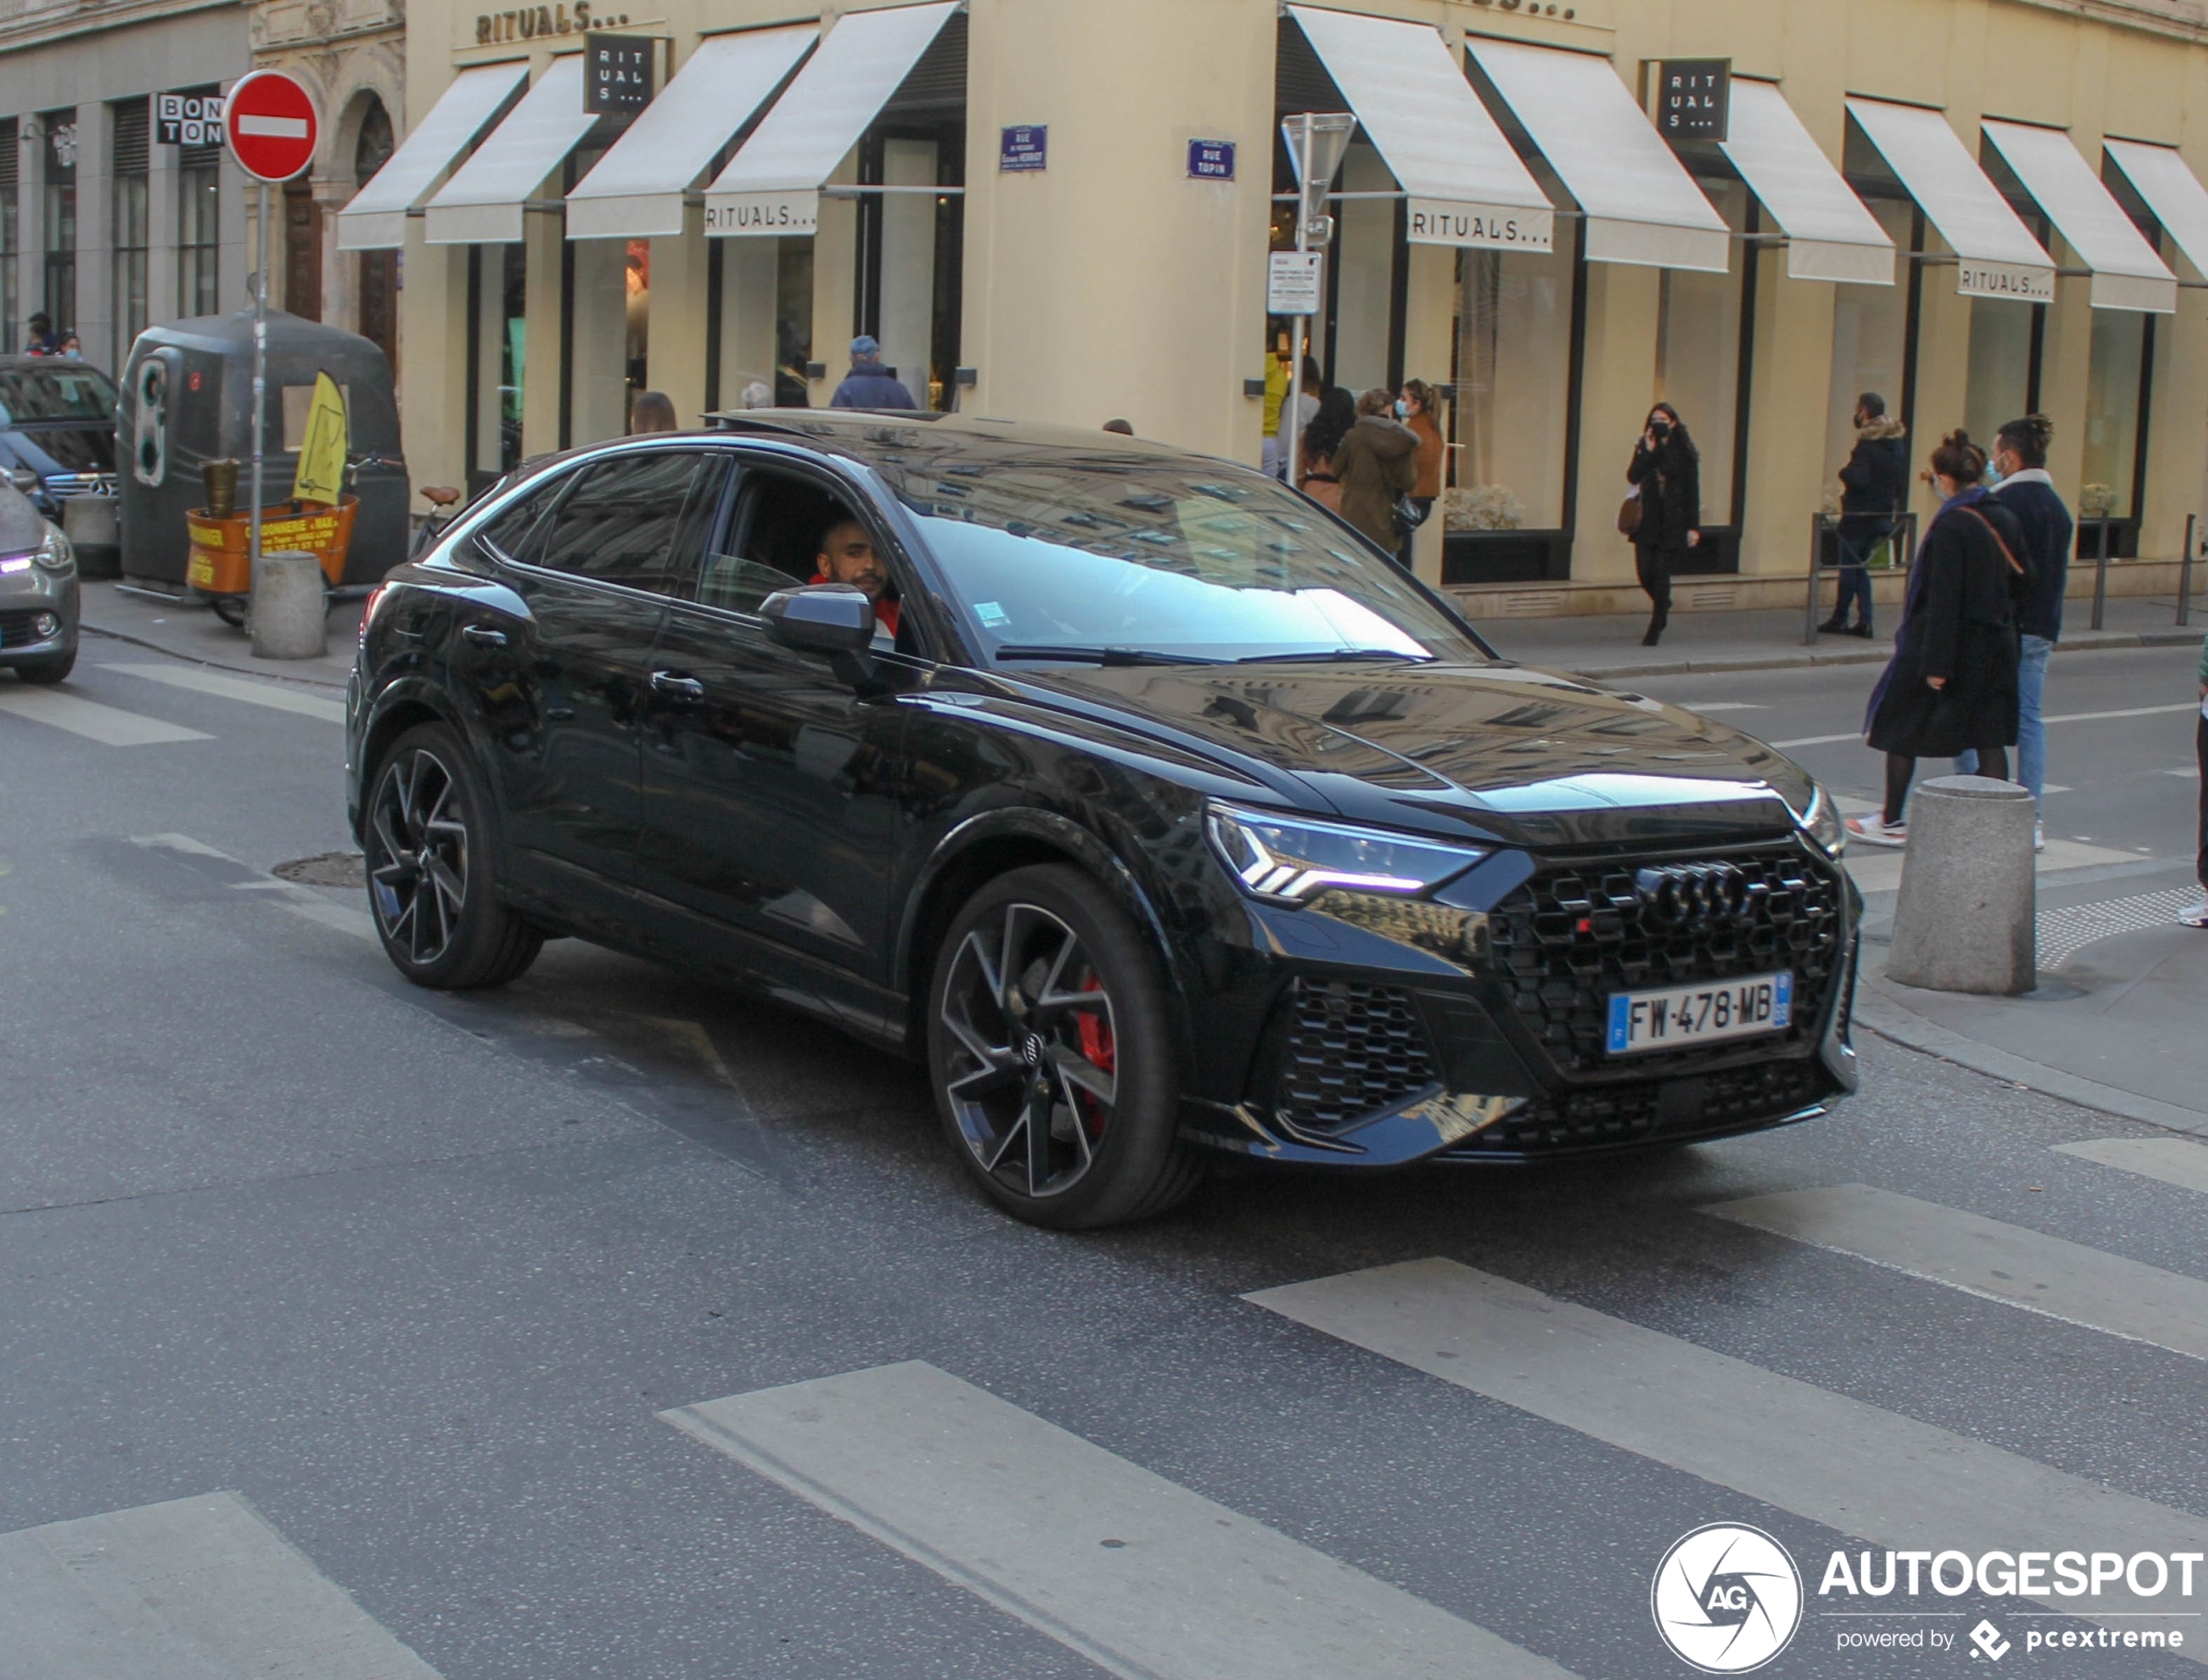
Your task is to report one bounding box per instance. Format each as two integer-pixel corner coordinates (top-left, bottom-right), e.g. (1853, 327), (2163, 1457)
(702, 0), (959, 236)
(336, 64), (527, 251)
(565, 25), (816, 241)
(1285, 7), (1552, 252)
(423, 56), (595, 245)
(2104, 137), (2208, 280)
(1717, 79), (1892, 285)
(1845, 98), (2055, 301)
(1465, 37), (1729, 272)
(1982, 120), (2175, 312)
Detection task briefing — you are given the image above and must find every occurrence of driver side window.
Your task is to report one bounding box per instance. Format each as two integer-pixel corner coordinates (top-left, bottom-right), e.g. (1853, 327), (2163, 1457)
(696, 467), (854, 616)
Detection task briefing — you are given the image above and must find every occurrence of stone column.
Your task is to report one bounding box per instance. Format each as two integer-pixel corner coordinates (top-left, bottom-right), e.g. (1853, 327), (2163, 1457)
(1570, 260), (1662, 585)
(148, 131), (180, 328)
(74, 103), (111, 361)
(648, 201), (709, 425)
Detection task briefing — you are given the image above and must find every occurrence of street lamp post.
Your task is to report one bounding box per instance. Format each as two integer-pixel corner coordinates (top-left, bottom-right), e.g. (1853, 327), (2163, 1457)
(1277, 113), (1356, 492)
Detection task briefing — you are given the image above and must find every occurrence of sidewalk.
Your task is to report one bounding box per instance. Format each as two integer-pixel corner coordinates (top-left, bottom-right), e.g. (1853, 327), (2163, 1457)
(79, 581), (362, 689)
(1475, 593), (2199, 679)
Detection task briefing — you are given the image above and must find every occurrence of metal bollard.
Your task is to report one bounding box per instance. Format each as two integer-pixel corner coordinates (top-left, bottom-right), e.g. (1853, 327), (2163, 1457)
(249, 549), (328, 659)
(2181, 514), (2196, 628)
(1886, 774), (2037, 995)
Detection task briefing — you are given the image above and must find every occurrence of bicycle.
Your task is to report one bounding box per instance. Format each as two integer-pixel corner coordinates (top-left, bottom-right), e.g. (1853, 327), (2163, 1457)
(409, 482), (464, 561)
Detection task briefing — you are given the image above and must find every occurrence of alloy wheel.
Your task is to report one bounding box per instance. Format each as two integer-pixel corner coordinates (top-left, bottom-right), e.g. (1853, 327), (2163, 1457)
(368, 747), (471, 966)
(938, 901), (1120, 1199)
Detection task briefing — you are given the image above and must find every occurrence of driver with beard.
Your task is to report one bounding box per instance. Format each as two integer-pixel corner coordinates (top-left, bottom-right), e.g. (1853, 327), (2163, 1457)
(809, 515), (901, 640)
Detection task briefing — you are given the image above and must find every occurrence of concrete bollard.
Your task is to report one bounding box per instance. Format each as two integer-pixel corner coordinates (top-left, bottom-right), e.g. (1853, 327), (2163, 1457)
(249, 549), (328, 659)
(1886, 774), (2037, 994)
(61, 495), (120, 579)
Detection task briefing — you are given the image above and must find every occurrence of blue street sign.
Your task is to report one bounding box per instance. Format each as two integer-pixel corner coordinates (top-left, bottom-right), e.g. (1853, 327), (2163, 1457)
(1000, 125), (1047, 173)
(1187, 139), (1235, 181)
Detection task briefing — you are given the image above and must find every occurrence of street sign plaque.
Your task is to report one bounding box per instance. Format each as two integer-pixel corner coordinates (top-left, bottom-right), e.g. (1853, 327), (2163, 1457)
(223, 70), (318, 183)
(1267, 251), (1322, 316)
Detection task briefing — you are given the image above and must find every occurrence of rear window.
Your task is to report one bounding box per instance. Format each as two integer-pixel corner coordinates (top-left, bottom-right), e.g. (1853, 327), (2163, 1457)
(0, 365), (116, 424)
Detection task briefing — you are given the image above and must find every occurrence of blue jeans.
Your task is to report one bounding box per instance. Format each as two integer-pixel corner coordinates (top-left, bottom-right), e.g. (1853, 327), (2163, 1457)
(1832, 534), (1877, 628)
(1955, 634), (2053, 802)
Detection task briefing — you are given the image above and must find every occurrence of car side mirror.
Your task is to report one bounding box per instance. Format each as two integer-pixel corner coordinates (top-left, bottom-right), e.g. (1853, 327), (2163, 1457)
(761, 582), (880, 688)
(6, 468), (37, 495)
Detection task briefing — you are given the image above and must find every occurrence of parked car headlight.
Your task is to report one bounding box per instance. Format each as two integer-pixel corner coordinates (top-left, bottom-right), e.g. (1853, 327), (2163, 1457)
(30, 528), (72, 572)
(1799, 783), (1846, 858)
(1206, 801), (1485, 905)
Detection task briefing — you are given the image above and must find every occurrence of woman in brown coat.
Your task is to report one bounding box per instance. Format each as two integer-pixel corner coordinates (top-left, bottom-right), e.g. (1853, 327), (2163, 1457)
(1331, 388), (1420, 557)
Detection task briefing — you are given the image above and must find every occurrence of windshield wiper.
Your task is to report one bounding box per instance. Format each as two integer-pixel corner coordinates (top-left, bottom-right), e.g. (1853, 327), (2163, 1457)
(1231, 648), (1434, 665)
(990, 644), (1221, 667)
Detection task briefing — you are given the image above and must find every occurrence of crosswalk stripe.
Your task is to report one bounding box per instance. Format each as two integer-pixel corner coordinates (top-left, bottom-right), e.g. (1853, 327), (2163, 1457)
(104, 661), (348, 724)
(0, 1491), (442, 1677)
(664, 1360), (1579, 1680)
(0, 688), (209, 745)
(1703, 1182), (2208, 1362)
(1246, 1258), (2208, 1647)
(2056, 1137), (2208, 1196)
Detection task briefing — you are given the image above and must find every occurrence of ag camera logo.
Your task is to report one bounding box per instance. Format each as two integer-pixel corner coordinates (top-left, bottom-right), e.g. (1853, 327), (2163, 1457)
(1653, 1524), (1804, 1672)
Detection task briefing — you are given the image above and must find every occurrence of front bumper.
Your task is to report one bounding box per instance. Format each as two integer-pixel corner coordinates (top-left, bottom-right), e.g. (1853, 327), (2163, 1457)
(1178, 834), (1859, 1168)
(0, 561), (77, 663)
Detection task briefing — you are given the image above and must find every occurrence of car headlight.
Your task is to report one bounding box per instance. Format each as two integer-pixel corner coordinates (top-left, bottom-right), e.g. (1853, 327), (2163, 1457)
(30, 528), (72, 573)
(1799, 783), (1846, 858)
(1206, 801), (1485, 905)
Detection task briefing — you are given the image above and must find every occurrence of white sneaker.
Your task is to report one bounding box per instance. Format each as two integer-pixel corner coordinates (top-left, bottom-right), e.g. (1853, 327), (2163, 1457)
(2034, 820), (2045, 853)
(1844, 814), (1908, 848)
(2181, 901), (2208, 929)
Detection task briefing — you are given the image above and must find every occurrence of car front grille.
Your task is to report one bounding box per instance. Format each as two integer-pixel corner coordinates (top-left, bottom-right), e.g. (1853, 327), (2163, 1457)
(1488, 842), (1846, 1077)
(1442, 1056), (1835, 1159)
(1275, 978), (1438, 1134)
(0, 608), (45, 647)
(42, 472), (114, 501)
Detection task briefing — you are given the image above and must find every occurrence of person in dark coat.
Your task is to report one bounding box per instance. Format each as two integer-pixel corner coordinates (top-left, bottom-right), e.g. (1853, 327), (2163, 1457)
(1625, 402), (1700, 646)
(1845, 429), (2027, 847)
(1823, 392), (1907, 637)
(1331, 388), (1420, 556)
(828, 335), (918, 409)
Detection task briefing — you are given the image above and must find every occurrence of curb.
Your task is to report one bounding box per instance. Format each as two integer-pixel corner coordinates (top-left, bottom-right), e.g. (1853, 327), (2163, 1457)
(1854, 991), (2208, 1139)
(80, 620), (353, 691)
(1561, 628), (2200, 682)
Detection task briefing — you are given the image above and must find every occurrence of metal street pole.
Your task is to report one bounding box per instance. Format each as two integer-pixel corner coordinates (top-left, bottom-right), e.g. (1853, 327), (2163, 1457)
(1281, 121), (1313, 493)
(249, 180), (269, 585)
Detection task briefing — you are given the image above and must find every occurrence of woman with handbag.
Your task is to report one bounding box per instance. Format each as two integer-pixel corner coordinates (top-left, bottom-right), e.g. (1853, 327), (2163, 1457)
(1333, 387), (1420, 559)
(1624, 402), (1701, 646)
(1844, 429), (2026, 847)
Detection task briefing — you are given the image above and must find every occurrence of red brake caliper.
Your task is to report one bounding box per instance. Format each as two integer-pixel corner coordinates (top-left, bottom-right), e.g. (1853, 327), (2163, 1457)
(1073, 972), (1114, 1138)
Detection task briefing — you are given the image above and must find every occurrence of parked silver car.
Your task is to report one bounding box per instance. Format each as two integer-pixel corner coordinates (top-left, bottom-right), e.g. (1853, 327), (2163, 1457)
(0, 479), (77, 683)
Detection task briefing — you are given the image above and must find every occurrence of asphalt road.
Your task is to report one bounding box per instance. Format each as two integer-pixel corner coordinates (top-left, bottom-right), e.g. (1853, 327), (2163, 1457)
(3, 635), (2206, 1679)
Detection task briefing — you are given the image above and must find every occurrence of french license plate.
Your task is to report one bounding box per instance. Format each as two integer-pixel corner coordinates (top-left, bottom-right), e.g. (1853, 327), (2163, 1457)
(1606, 972), (1792, 1056)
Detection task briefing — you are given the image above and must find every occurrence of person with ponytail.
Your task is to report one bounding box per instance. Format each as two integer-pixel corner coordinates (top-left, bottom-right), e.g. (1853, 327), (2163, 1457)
(1846, 429), (2028, 847)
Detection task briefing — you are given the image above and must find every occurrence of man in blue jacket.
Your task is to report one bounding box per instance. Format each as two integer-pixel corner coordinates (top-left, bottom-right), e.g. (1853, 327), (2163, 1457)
(829, 335), (918, 410)
(1959, 414), (2072, 851)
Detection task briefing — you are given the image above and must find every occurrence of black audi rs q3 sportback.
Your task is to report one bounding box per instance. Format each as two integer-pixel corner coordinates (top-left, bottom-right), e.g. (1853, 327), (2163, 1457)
(346, 413), (1859, 1228)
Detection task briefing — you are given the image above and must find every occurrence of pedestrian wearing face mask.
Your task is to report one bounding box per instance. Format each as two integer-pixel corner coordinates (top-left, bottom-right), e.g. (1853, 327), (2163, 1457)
(1624, 402), (1701, 646)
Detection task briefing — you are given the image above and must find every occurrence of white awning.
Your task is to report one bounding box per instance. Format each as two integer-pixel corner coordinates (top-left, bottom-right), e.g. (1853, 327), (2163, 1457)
(1465, 37), (1729, 272)
(1845, 98), (2055, 302)
(565, 26), (816, 240)
(1285, 7), (1551, 252)
(703, 1), (959, 237)
(336, 64), (527, 251)
(2105, 138), (2208, 281)
(424, 56), (595, 245)
(1983, 121), (2175, 312)
(1718, 79), (1892, 285)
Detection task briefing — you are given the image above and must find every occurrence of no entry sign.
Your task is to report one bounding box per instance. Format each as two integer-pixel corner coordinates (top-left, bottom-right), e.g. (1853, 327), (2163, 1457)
(223, 70), (318, 183)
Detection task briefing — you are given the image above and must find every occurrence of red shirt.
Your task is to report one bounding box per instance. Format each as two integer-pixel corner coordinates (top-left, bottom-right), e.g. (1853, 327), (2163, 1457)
(810, 574), (899, 638)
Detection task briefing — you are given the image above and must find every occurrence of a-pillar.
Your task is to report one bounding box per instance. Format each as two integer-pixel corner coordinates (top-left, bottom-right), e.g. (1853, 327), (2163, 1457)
(959, 0), (1275, 457)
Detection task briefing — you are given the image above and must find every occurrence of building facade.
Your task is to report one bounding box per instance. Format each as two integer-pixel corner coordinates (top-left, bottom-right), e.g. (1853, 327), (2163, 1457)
(0, 0), (253, 369)
(356, 0), (2208, 608)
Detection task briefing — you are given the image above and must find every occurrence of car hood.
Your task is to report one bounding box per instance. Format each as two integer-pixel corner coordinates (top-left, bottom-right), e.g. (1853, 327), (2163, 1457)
(1005, 659), (1817, 849)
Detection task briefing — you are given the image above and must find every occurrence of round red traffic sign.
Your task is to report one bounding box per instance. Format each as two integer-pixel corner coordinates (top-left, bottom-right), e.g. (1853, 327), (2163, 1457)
(222, 70), (318, 183)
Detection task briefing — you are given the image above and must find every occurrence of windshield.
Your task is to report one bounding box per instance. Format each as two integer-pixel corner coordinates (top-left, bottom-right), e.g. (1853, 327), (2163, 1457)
(887, 454), (1488, 666)
(0, 365), (116, 425)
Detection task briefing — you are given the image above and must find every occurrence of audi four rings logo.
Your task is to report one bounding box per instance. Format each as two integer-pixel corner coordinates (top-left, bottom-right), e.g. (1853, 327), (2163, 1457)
(1636, 862), (1751, 926)
(1653, 1524), (1804, 1672)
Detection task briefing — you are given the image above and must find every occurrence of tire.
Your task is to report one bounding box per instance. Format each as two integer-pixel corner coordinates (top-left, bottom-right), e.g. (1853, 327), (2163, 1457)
(11, 644), (75, 684)
(928, 863), (1203, 1229)
(209, 596), (248, 628)
(362, 721), (542, 989)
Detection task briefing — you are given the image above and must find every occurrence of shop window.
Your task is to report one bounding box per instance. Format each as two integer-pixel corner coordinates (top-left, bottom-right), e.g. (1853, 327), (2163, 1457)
(471, 242), (525, 477)
(1963, 297), (2039, 455)
(1824, 197), (1914, 499)
(178, 126), (223, 317)
(1654, 180), (1747, 528)
(852, 14), (965, 410)
(111, 101), (150, 369)
(2081, 309), (2150, 521)
(0, 118), (19, 355)
(42, 108), (76, 335)
(1449, 222), (1575, 534)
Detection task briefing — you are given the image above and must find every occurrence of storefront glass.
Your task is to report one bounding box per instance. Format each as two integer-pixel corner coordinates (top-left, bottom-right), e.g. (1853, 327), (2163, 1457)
(2081, 308), (2148, 519)
(1964, 297), (2036, 455)
(474, 242), (523, 476)
(42, 109), (76, 335)
(1450, 216), (1574, 530)
(1655, 179), (1746, 523)
(178, 137), (222, 318)
(1824, 197), (1913, 495)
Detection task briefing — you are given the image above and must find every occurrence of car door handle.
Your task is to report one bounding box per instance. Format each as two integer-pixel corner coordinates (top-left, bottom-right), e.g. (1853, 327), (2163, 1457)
(462, 624), (509, 648)
(650, 669), (706, 701)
